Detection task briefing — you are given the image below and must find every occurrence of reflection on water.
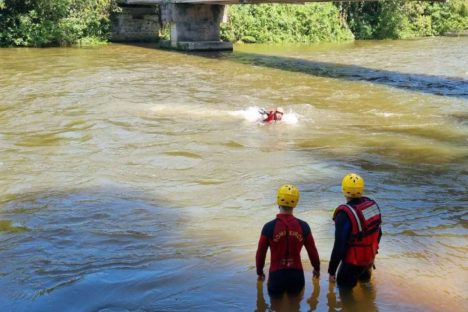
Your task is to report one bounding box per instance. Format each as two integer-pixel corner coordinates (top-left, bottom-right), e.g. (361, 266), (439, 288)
(307, 279), (320, 311)
(256, 280), (304, 312)
(0, 37), (467, 311)
(337, 283), (378, 312)
(256, 281), (268, 312)
(256, 279), (378, 312)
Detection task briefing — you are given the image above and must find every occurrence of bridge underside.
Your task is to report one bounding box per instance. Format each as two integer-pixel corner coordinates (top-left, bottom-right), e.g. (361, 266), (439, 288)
(122, 0), (404, 4)
(114, 2), (234, 51)
(115, 0), (445, 51)
(160, 3), (232, 51)
(116, 0), (377, 51)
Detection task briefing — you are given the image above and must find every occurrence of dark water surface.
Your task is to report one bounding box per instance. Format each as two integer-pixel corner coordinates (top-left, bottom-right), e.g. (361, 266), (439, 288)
(0, 37), (467, 311)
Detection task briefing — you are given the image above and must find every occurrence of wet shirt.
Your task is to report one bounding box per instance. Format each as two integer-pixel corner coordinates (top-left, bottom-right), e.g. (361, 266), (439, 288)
(256, 214), (320, 275)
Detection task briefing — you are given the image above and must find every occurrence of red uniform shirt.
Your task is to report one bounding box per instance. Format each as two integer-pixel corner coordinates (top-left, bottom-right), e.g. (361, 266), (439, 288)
(256, 214), (320, 275)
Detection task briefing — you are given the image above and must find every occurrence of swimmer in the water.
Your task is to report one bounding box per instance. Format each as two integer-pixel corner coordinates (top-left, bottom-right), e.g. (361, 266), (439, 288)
(259, 107), (284, 123)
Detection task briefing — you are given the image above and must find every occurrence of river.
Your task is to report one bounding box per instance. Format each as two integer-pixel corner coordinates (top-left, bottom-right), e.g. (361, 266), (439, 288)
(0, 37), (467, 311)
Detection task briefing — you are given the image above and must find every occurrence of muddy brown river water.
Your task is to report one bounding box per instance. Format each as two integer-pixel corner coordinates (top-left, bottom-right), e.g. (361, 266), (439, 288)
(0, 37), (467, 311)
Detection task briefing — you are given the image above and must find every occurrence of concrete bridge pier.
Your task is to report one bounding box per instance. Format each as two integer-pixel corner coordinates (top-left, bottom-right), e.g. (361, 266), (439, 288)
(111, 5), (160, 42)
(161, 3), (233, 51)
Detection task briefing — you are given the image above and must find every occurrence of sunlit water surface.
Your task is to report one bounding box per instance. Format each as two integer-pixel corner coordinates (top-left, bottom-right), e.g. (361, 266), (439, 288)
(0, 37), (467, 311)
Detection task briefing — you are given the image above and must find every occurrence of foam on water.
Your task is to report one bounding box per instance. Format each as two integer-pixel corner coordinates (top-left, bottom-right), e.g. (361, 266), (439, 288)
(229, 106), (262, 122)
(150, 104), (300, 125)
(150, 104), (229, 118)
(281, 109), (299, 125)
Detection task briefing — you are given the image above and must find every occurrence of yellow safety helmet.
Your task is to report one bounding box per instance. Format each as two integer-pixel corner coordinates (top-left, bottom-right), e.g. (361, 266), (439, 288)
(277, 184), (300, 208)
(341, 173), (364, 198)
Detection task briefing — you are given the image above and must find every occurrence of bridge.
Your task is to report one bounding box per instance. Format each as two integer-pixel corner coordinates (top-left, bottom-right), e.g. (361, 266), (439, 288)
(113, 0), (442, 51)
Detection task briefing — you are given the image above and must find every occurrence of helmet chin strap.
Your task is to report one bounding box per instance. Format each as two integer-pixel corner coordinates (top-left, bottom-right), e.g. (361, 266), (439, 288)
(279, 206), (294, 214)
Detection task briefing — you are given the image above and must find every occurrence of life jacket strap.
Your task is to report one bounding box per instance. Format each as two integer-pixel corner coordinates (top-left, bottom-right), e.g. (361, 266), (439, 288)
(345, 204), (363, 234)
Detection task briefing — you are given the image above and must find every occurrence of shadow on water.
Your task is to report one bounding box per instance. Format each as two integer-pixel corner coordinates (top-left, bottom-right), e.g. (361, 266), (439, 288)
(0, 186), (193, 310)
(255, 280), (304, 312)
(203, 51), (468, 99)
(0, 186), (271, 311)
(117, 42), (468, 98)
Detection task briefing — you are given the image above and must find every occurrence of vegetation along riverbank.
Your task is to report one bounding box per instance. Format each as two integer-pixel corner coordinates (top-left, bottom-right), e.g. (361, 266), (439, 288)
(0, 0), (467, 47)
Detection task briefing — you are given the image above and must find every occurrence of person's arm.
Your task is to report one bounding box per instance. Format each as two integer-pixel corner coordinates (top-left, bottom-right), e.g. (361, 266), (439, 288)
(328, 212), (351, 277)
(258, 108), (268, 121)
(375, 226), (382, 258)
(255, 233), (269, 280)
(304, 232), (320, 278)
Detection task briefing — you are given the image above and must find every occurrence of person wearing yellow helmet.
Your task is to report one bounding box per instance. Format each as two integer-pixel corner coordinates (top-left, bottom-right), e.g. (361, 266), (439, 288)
(328, 173), (382, 288)
(256, 184), (320, 297)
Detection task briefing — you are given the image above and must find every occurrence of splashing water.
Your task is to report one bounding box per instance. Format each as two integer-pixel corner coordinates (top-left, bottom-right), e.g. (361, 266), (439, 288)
(230, 106), (299, 125)
(229, 106), (263, 122)
(150, 105), (299, 125)
(281, 109), (299, 125)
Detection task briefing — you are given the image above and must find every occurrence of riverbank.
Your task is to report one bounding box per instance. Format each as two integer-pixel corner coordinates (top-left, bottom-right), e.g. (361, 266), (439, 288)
(444, 29), (468, 36)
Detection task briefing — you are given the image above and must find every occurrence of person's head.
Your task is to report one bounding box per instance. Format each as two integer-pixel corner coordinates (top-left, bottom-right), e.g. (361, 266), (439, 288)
(341, 173), (364, 200)
(277, 184), (300, 213)
(274, 107), (284, 121)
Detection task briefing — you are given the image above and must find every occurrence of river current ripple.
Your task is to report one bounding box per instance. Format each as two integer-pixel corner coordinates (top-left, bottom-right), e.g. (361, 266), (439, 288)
(0, 37), (467, 311)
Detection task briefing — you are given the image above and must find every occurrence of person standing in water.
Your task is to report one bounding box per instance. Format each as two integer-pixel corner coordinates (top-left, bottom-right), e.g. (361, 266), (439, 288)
(259, 107), (284, 123)
(328, 173), (382, 288)
(256, 184), (320, 297)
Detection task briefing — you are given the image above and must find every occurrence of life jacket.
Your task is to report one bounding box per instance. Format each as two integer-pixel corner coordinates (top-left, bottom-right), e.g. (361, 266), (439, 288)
(263, 111), (282, 123)
(263, 111), (275, 123)
(333, 197), (382, 266)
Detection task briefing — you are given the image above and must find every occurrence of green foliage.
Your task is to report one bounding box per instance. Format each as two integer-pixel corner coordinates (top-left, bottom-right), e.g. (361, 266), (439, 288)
(0, 0), (118, 47)
(221, 3), (354, 43)
(429, 0), (468, 34)
(339, 0), (468, 40)
(76, 36), (108, 47)
(240, 35), (256, 43)
(222, 1), (468, 43)
(159, 23), (170, 41)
